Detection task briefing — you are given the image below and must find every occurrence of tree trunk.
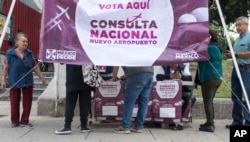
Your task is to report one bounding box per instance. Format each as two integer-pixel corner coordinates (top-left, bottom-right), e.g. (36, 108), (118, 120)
(0, 0), (6, 13)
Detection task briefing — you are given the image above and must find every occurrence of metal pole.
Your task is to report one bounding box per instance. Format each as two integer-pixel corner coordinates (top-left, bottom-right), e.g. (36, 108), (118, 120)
(0, 0), (16, 48)
(215, 0), (250, 113)
(54, 63), (59, 115)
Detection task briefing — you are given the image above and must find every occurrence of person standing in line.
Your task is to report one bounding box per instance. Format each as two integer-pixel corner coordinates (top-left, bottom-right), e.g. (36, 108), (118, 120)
(1, 33), (46, 128)
(112, 66), (154, 134)
(198, 30), (222, 132)
(55, 64), (93, 135)
(225, 16), (250, 128)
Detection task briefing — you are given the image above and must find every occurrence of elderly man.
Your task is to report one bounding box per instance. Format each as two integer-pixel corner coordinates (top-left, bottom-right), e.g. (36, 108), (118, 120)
(225, 16), (250, 128)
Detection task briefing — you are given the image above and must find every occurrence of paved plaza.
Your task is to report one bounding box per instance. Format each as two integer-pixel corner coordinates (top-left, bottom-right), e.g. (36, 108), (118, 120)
(0, 101), (231, 142)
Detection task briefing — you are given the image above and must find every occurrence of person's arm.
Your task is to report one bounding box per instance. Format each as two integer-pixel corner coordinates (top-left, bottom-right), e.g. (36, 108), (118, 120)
(1, 62), (9, 89)
(156, 74), (168, 81)
(33, 62), (46, 85)
(156, 66), (171, 81)
(224, 50), (250, 59)
(110, 66), (119, 81)
(235, 51), (250, 58)
(156, 74), (172, 81)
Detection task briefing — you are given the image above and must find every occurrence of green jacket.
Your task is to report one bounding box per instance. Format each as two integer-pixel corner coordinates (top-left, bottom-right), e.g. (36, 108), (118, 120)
(198, 43), (223, 83)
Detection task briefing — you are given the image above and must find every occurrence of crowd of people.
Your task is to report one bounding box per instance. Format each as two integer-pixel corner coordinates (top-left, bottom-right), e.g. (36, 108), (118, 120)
(1, 16), (250, 135)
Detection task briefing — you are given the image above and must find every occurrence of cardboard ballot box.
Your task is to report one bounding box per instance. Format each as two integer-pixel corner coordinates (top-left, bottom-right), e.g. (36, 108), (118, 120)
(151, 80), (183, 123)
(94, 81), (124, 121)
(94, 81), (152, 121)
(115, 100), (153, 122)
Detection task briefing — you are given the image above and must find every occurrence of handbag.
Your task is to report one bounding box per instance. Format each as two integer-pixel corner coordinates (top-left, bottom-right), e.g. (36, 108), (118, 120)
(82, 65), (103, 87)
(194, 68), (201, 86)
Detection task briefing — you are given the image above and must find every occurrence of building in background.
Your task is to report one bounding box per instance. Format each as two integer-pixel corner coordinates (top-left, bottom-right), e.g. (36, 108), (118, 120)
(1, 0), (41, 59)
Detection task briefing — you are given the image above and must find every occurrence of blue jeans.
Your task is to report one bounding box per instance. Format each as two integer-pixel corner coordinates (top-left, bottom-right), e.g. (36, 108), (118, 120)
(122, 72), (153, 129)
(231, 67), (250, 126)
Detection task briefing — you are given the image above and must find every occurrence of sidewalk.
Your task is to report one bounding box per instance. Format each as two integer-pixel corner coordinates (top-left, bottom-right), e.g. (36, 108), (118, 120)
(0, 101), (231, 142)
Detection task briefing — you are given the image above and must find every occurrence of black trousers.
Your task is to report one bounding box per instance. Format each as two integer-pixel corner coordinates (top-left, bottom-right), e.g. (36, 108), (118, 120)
(64, 88), (91, 129)
(182, 91), (192, 114)
(201, 79), (221, 124)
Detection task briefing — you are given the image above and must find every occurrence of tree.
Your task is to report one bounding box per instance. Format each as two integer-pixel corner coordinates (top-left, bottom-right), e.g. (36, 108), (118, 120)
(208, 0), (250, 52)
(209, 0), (250, 25)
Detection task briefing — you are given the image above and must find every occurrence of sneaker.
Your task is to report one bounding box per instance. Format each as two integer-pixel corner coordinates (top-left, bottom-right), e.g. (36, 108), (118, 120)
(20, 123), (33, 127)
(11, 124), (19, 128)
(54, 127), (72, 135)
(225, 123), (242, 129)
(100, 120), (109, 123)
(200, 122), (215, 129)
(81, 127), (91, 133)
(171, 124), (184, 131)
(114, 126), (130, 134)
(199, 124), (214, 132)
(131, 126), (142, 133)
(169, 124), (184, 131)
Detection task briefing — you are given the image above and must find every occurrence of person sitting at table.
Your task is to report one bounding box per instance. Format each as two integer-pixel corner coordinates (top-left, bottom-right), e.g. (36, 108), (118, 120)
(156, 63), (196, 130)
(98, 66), (116, 81)
(96, 66), (119, 123)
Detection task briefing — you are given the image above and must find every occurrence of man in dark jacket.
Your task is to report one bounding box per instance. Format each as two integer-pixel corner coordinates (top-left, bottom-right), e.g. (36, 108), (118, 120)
(156, 63), (196, 130)
(55, 64), (93, 134)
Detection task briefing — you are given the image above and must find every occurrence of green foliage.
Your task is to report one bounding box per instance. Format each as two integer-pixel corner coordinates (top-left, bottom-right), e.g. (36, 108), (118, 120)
(209, 0), (250, 25)
(193, 60), (233, 98)
(209, 22), (236, 56)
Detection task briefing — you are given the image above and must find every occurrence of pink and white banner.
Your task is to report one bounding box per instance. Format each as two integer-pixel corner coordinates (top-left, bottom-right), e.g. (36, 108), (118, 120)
(39, 0), (209, 66)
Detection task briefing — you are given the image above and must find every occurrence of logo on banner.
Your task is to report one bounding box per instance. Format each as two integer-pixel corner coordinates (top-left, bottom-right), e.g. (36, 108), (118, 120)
(75, 0), (174, 65)
(46, 49), (77, 60)
(46, 49), (57, 60)
(175, 50), (199, 59)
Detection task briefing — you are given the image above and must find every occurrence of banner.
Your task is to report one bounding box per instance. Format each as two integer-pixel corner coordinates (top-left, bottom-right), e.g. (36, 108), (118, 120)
(39, 0), (209, 66)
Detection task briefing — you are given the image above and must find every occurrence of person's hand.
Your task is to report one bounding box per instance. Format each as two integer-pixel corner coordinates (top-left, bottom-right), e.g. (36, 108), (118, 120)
(225, 50), (232, 58)
(41, 78), (46, 85)
(119, 75), (126, 81)
(170, 72), (182, 79)
(110, 76), (119, 81)
(1, 81), (6, 89)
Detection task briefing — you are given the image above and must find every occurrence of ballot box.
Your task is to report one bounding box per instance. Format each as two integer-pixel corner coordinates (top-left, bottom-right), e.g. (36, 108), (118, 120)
(94, 81), (124, 121)
(151, 80), (183, 123)
(94, 80), (153, 122)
